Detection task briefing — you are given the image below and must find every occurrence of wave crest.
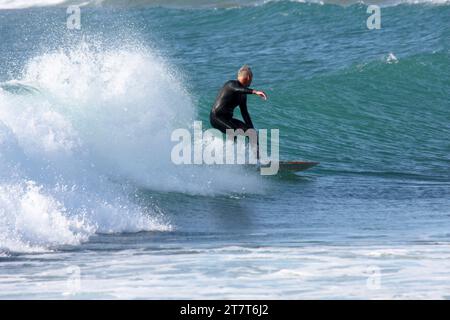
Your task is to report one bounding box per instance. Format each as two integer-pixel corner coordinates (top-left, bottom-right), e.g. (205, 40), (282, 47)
(0, 0), (449, 10)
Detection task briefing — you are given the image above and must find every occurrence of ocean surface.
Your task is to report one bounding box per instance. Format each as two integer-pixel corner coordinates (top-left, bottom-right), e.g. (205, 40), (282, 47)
(0, 0), (449, 299)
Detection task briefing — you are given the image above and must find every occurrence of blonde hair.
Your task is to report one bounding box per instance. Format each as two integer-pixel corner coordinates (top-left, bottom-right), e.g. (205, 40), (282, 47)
(237, 65), (253, 79)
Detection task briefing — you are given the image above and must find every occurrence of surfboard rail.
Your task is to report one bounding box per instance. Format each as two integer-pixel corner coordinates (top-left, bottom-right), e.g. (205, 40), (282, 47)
(277, 161), (319, 172)
(217, 161), (319, 173)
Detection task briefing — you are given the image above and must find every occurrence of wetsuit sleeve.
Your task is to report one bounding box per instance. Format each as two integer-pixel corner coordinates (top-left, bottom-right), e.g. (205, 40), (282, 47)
(240, 98), (254, 129)
(228, 81), (254, 94)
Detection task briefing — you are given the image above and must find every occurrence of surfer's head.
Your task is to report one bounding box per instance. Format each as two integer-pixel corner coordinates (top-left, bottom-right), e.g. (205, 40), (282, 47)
(237, 65), (253, 87)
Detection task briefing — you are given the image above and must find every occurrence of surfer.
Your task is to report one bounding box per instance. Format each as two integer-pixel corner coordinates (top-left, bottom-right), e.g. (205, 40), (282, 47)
(209, 65), (267, 134)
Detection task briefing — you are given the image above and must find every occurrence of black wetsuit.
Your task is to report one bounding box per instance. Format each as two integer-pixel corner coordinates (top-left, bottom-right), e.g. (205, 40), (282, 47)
(210, 80), (255, 133)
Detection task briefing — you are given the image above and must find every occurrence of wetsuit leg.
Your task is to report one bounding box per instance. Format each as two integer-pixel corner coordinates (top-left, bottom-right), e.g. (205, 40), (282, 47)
(210, 113), (239, 133)
(229, 118), (249, 131)
(230, 119), (259, 158)
(210, 112), (250, 133)
(210, 112), (259, 159)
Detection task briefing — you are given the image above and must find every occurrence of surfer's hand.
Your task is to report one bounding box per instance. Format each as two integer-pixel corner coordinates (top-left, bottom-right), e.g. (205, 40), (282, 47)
(253, 90), (267, 100)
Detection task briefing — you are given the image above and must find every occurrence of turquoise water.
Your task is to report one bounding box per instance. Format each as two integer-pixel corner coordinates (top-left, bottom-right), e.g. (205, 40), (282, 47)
(0, 1), (449, 298)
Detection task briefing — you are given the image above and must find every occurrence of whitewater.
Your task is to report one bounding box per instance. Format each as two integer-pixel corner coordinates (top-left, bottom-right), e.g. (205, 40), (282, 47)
(0, 40), (263, 253)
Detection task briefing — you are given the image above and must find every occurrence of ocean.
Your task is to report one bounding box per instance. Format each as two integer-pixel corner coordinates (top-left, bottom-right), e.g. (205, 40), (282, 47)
(0, 0), (449, 299)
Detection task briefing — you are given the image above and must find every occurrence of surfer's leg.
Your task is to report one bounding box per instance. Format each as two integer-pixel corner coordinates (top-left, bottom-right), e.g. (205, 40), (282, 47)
(210, 113), (236, 134)
(210, 115), (258, 157)
(229, 119), (259, 160)
(229, 118), (249, 131)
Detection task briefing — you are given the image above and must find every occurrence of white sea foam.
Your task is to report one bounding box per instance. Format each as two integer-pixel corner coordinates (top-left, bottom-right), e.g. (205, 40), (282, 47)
(1, 244), (450, 298)
(0, 41), (260, 253)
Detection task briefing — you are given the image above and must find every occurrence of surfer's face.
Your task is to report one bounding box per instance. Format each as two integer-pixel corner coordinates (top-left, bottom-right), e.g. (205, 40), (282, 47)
(239, 75), (252, 87)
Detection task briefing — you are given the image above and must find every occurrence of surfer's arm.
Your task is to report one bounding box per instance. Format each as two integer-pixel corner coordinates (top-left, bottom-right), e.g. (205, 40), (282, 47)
(228, 81), (267, 100)
(253, 90), (267, 100)
(228, 81), (254, 94)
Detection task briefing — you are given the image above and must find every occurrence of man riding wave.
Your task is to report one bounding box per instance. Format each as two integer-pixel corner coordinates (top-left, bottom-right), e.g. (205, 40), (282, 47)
(210, 65), (267, 134)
